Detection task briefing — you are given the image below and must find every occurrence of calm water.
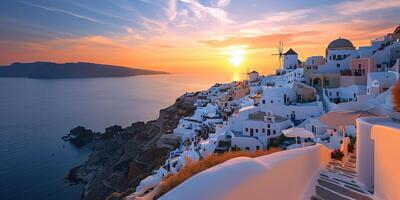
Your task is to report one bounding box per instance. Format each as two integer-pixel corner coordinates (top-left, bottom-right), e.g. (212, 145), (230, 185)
(0, 73), (233, 200)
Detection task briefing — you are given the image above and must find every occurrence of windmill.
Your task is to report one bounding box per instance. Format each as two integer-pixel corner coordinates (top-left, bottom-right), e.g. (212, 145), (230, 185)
(271, 41), (284, 69)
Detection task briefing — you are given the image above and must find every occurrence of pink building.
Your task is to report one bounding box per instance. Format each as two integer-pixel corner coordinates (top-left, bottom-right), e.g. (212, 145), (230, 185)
(351, 58), (377, 77)
(341, 58), (377, 86)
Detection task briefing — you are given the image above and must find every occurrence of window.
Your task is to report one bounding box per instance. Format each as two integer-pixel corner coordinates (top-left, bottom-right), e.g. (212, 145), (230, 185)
(262, 100), (265, 104)
(267, 124), (270, 128)
(273, 130), (276, 135)
(245, 128), (248, 132)
(336, 92), (339, 96)
(271, 101), (273, 103)
(245, 147), (250, 150)
(256, 129), (259, 133)
(267, 129), (271, 136)
(262, 129), (265, 133)
(337, 63), (340, 68)
(324, 80), (330, 86)
(256, 146), (260, 150)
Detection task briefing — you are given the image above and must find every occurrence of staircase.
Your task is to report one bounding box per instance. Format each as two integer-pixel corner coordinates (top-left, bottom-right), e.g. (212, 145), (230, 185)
(311, 154), (374, 200)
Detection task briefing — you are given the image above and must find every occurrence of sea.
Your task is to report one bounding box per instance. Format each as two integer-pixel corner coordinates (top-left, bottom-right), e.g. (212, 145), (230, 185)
(0, 73), (235, 200)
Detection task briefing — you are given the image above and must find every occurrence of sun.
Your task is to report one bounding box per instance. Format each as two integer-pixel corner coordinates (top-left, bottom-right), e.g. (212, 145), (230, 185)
(228, 47), (245, 67)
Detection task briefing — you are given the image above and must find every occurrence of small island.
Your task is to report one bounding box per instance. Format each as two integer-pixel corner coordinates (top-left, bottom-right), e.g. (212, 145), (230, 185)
(0, 62), (168, 79)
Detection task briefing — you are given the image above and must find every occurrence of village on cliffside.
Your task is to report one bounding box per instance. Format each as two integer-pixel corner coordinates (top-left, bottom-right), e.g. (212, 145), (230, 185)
(117, 25), (400, 200)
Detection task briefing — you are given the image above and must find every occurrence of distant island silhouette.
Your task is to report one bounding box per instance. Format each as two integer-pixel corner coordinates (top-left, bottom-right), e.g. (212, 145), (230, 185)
(0, 62), (168, 79)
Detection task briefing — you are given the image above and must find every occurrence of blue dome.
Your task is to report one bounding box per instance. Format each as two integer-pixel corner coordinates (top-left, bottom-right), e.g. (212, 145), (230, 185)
(327, 38), (354, 49)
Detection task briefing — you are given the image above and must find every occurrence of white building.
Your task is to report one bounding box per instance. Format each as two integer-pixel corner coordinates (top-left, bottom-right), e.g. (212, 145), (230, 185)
(283, 48), (299, 70)
(324, 85), (367, 103)
(247, 71), (259, 82)
(305, 56), (325, 66)
(242, 111), (292, 142)
(367, 72), (398, 95)
(259, 86), (324, 122)
(317, 38), (358, 73)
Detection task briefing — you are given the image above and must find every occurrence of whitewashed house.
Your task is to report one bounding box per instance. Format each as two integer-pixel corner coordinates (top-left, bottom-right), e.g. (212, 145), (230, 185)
(367, 72), (398, 95)
(324, 85), (367, 103)
(259, 86), (324, 123)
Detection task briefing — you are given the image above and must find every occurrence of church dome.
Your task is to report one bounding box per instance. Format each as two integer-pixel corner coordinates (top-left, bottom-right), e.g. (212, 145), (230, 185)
(327, 38), (354, 49)
(394, 24), (400, 34)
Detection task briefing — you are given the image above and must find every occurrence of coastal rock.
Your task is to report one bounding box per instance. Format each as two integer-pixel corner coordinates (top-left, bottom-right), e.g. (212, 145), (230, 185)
(67, 94), (196, 200)
(63, 126), (95, 147)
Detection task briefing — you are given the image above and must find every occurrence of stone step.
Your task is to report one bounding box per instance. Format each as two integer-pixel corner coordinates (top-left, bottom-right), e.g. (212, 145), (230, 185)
(310, 195), (324, 200)
(316, 185), (351, 200)
(317, 179), (373, 200)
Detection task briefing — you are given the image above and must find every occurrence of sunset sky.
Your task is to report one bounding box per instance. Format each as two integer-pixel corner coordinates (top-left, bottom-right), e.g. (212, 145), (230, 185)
(1, 0), (399, 74)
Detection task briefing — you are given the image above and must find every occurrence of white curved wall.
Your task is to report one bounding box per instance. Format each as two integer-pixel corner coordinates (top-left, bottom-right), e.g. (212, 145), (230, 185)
(160, 145), (331, 200)
(356, 117), (392, 188)
(371, 123), (400, 200)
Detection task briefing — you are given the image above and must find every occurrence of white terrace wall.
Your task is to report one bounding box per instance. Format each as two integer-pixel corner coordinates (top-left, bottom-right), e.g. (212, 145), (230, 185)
(371, 124), (400, 200)
(160, 144), (331, 200)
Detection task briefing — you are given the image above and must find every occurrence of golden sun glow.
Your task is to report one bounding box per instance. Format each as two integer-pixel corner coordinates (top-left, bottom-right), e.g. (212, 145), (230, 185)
(228, 47), (245, 67)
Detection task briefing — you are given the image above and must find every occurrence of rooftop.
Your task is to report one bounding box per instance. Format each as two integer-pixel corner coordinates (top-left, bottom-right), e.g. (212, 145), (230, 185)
(327, 38), (354, 49)
(247, 111), (288, 122)
(284, 48), (298, 55)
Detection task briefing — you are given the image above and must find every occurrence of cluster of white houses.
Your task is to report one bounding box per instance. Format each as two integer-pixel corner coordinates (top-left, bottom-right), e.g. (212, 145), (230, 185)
(129, 25), (400, 199)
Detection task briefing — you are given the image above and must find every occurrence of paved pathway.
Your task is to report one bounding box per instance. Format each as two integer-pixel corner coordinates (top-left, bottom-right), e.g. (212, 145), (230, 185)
(311, 154), (374, 200)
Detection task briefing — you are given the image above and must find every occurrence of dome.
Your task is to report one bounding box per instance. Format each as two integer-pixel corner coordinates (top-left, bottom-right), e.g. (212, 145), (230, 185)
(394, 24), (400, 34)
(327, 38), (354, 49)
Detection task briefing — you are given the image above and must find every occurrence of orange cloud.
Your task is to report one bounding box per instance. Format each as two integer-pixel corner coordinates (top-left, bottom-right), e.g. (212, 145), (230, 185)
(200, 31), (320, 49)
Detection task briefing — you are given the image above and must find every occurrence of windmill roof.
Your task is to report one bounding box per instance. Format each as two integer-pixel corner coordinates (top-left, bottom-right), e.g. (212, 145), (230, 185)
(284, 48), (297, 55)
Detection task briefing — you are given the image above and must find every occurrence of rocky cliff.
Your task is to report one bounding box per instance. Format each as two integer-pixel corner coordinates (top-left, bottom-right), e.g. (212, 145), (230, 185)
(67, 94), (196, 200)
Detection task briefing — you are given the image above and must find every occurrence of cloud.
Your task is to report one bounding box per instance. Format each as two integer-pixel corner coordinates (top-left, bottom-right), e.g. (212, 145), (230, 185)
(165, 0), (178, 21)
(200, 31), (320, 49)
(336, 0), (400, 15)
(151, 43), (176, 48)
(67, 1), (133, 23)
(179, 0), (233, 23)
(20, 1), (106, 25)
(139, 16), (168, 33)
(124, 27), (145, 40)
(214, 0), (231, 7)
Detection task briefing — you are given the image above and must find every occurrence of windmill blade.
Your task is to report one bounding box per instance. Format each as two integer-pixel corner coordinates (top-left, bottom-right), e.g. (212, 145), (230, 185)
(271, 40), (284, 69)
(278, 41), (283, 55)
